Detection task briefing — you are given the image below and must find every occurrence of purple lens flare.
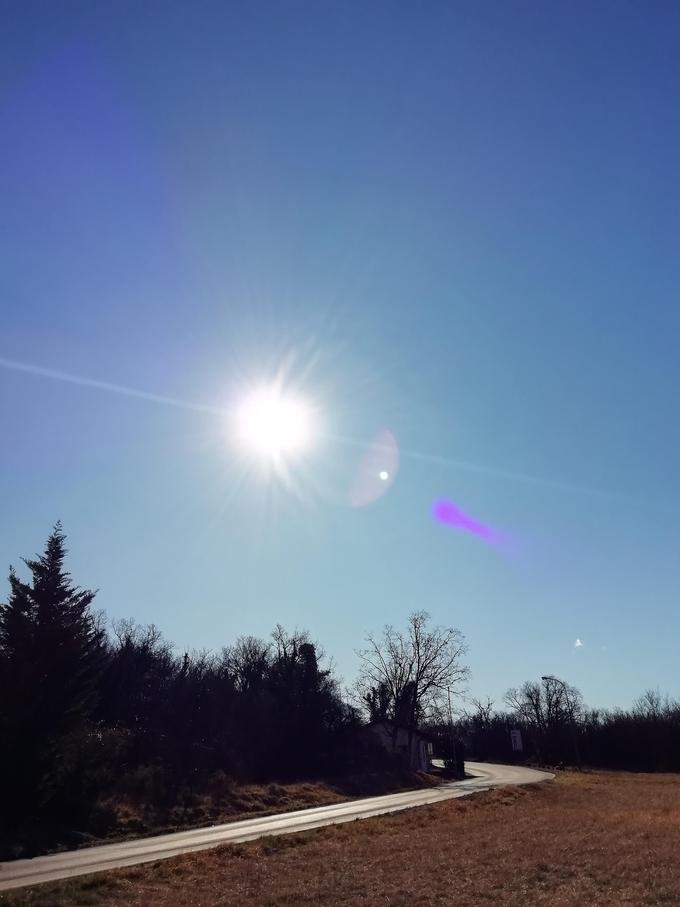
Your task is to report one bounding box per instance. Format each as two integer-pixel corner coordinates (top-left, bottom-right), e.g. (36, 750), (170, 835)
(432, 498), (501, 544)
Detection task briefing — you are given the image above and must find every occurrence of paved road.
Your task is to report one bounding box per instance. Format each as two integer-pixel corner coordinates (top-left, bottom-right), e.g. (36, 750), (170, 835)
(0, 762), (552, 892)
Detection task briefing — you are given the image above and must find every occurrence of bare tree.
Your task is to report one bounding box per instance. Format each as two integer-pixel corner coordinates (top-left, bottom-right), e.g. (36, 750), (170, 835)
(506, 678), (582, 729)
(223, 636), (271, 693)
(505, 676), (583, 764)
(467, 696), (496, 727)
(632, 688), (671, 720)
(355, 610), (469, 731)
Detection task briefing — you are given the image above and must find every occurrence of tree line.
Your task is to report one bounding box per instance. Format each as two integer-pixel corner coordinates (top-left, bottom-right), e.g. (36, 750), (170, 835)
(0, 525), (468, 855)
(457, 678), (680, 772)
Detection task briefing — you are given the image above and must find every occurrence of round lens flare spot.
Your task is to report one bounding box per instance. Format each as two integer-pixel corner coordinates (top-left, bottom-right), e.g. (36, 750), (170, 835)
(349, 429), (399, 507)
(234, 388), (314, 460)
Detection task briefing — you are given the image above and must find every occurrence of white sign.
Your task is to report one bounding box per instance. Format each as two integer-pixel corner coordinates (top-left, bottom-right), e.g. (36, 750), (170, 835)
(510, 729), (523, 752)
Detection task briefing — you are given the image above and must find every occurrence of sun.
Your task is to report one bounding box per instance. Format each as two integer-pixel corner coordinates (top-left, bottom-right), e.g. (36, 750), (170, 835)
(234, 386), (314, 461)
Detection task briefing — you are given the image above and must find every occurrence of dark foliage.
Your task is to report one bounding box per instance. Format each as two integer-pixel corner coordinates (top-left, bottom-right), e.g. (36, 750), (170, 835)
(455, 682), (680, 773)
(94, 621), (359, 792)
(0, 528), (373, 857)
(0, 524), (108, 840)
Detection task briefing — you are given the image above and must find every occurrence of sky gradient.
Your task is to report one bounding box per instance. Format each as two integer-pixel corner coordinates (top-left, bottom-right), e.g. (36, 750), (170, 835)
(2, 1), (680, 711)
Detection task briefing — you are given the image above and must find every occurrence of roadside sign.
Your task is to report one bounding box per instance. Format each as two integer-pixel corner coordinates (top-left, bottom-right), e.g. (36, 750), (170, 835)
(510, 729), (523, 752)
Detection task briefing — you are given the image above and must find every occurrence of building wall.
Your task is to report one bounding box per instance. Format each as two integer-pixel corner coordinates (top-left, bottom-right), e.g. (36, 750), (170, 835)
(367, 723), (431, 771)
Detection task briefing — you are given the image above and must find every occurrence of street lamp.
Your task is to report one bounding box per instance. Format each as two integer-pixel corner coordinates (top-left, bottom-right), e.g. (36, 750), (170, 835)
(541, 675), (582, 770)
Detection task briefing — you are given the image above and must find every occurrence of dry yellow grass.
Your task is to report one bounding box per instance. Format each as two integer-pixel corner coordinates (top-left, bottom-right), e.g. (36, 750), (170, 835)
(4, 770), (680, 906)
(97, 779), (352, 845)
(8, 770), (436, 859)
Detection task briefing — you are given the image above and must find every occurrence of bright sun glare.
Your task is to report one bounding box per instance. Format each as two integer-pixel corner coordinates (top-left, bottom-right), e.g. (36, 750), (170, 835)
(235, 387), (314, 461)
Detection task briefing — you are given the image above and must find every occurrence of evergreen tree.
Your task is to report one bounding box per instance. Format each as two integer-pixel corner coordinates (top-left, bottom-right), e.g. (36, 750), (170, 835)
(0, 524), (107, 827)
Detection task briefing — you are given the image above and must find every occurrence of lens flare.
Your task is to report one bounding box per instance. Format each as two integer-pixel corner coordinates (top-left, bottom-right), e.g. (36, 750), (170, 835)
(433, 498), (500, 543)
(349, 429), (399, 506)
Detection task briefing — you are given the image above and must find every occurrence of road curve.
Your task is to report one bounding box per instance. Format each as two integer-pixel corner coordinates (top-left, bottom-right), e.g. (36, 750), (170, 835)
(0, 762), (552, 892)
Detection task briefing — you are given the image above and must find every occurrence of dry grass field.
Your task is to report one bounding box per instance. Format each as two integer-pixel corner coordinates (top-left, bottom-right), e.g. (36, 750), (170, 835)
(4, 770), (680, 907)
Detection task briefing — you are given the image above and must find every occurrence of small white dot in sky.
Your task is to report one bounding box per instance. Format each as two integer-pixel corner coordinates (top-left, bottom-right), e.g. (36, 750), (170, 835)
(379, 471), (389, 481)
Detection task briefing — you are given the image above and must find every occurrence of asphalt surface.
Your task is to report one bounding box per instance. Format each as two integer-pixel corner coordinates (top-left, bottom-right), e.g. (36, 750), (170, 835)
(0, 761), (553, 892)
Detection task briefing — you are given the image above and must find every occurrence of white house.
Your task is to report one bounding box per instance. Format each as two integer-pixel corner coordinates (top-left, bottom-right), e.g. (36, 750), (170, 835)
(365, 720), (433, 772)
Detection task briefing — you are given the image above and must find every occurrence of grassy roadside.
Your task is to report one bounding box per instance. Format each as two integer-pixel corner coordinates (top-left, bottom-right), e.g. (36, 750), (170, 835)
(94, 768), (440, 844)
(0, 769), (439, 860)
(5, 770), (680, 906)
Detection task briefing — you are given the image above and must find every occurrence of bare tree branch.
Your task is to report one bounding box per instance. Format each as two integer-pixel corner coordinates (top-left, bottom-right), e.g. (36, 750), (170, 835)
(355, 611), (469, 726)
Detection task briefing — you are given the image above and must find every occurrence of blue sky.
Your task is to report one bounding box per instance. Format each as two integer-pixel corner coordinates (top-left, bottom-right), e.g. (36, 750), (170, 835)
(2, 1), (680, 710)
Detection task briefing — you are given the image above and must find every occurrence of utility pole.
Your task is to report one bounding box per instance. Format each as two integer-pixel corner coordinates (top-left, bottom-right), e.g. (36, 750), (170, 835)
(434, 682), (459, 778)
(447, 686), (459, 778)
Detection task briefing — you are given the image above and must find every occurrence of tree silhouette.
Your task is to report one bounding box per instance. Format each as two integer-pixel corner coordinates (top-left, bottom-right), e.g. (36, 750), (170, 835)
(356, 611), (469, 730)
(505, 677), (582, 765)
(355, 611), (469, 769)
(0, 524), (107, 830)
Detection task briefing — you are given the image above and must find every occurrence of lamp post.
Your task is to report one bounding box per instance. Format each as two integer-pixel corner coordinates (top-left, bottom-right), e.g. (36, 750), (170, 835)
(541, 675), (582, 770)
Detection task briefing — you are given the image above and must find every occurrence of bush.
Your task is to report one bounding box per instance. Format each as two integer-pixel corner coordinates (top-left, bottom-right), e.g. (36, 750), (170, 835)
(207, 770), (237, 800)
(119, 764), (170, 808)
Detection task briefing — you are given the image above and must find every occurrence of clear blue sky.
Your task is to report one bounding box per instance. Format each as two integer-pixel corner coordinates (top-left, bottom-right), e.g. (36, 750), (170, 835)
(2, 1), (680, 711)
